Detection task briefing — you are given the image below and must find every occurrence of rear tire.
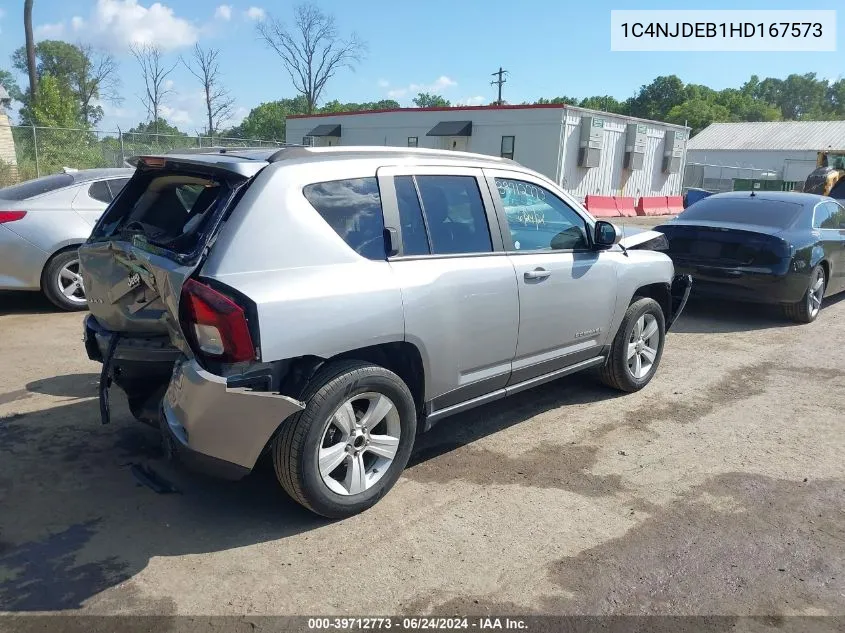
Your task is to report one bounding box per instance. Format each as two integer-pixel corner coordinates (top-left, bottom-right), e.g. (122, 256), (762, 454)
(600, 297), (666, 392)
(272, 360), (417, 519)
(42, 249), (88, 311)
(784, 265), (825, 324)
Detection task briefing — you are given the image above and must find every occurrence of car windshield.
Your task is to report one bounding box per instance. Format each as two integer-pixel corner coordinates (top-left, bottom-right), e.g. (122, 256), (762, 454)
(0, 173), (74, 200)
(679, 197), (803, 229)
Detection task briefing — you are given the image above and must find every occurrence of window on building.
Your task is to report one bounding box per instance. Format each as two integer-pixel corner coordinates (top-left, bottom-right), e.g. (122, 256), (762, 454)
(302, 136), (316, 147)
(303, 178), (386, 260)
(415, 175), (492, 255)
(88, 180), (114, 203)
(494, 177), (589, 251)
(407, 136), (418, 148)
(394, 176), (430, 255)
(500, 136), (515, 160)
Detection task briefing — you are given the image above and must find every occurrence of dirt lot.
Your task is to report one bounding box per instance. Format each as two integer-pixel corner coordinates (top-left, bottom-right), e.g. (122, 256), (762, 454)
(1, 221), (844, 618)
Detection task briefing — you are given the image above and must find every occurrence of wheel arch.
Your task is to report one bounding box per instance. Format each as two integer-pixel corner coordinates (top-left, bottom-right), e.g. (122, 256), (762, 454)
(632, 281), (671, 324)
(39, 242), (84, 290)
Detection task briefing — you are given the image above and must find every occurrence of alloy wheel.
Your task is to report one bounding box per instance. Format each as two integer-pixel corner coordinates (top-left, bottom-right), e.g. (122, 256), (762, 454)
(627, 313), (659, 380)
(807, 268), (825, 318)
(56, 258), (87, 305)
(318, 392), (401, 496)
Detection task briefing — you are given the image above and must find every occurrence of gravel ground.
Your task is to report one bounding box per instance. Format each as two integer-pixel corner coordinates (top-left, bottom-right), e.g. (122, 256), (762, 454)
(1, 223), (844, 619)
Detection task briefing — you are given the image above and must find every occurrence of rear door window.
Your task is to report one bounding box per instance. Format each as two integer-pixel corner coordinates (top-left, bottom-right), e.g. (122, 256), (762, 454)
(415, 175), (492, 255)
(817, 202), (845, 229)
(88, 180), (113, 203)
(394, 176), (430, 256)
(303, 177), (386, 260)
(107, 178), (131, 198)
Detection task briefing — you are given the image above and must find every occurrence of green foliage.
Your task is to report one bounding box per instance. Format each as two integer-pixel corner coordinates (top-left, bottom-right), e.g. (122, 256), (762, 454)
(127, 119), (189, 137)
(0, 69), (24, 104)
(226, 98), (308, 140)
(412, 93), (451, 108)
(534, 96), (578, 105)
(29, 75), (80, 127)
(320, 99), (400, 113)
(577, 95), (627, 113)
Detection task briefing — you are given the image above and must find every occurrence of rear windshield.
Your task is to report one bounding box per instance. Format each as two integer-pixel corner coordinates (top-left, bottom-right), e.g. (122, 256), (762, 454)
(0, 173), (74, 200)
(679, 197), (803, 229)
(91, 170), (234, 258)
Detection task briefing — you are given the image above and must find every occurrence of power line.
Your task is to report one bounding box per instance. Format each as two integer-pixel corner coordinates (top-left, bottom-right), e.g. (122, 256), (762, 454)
(491, 67), (509, 106)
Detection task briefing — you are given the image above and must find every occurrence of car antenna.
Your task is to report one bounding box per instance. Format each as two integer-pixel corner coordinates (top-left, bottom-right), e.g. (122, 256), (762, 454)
(618, 223), (629, 257)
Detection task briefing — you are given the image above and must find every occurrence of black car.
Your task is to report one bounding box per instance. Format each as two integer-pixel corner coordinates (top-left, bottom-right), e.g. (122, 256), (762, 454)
(656, 191), (845, 323)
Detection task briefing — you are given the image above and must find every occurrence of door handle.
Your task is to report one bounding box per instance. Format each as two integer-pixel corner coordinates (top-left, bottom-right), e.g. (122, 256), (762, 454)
(524, 268), (551, 281)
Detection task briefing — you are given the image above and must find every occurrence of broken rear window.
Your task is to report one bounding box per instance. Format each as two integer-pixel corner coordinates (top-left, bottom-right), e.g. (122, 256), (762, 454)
(91, 170), (235, 258)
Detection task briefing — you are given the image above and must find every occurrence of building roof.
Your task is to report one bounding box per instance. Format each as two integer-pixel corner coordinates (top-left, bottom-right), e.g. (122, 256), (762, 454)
(287, 103), (689, 130)
(688, 121), (845, 152)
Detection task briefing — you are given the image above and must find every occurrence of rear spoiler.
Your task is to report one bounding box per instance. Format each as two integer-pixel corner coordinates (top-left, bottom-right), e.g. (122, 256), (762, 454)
(128, 154), (270, 178)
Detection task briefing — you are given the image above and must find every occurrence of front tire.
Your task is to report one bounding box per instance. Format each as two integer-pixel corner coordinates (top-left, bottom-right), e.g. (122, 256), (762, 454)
(600, 297), (666, 392)
(42, 249), (88, 311)
(784, 265), (825, 324)
(272, 360), (417, 518)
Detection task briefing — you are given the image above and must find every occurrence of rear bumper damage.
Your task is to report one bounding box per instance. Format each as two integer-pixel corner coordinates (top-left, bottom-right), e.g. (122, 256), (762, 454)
(161, 358), (305, 477)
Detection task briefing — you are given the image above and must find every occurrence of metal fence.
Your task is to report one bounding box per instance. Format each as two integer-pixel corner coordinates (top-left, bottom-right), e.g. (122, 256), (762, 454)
(683, 161), (802, 193)
(0, 123), (286, 186)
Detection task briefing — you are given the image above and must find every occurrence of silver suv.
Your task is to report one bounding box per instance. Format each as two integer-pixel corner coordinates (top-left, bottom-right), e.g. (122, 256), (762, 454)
(79, 147), (691, 518)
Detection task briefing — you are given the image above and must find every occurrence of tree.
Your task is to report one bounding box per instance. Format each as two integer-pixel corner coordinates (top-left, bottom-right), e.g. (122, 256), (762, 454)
(24, 0), (37, 103)
(665, 99), (731, 135)
(29, 74), (80, 127)
(413, 93), (450, 108)
(320, 99), (400, 113)
(0, 69), (24, 104)
(182, 44), (235, 138)
(127, 119), (188, 137)
(828, 79), (845, 117)
(14, 40), (122, 126)
(578, 95), (627, 113)
(130, 44), (178, 133)
(257, 3), (366, 114)
(628, 75), (686, 120)
(534, 96), (577, 106)
(227, 97), (309, 140)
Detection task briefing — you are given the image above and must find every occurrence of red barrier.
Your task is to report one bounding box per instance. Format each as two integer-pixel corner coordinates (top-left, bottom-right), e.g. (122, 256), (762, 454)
(635, 196), (670, 216)
(665, 196), (684, 215)
(584, 195), (619, 217)
(614, 196), (637, 217)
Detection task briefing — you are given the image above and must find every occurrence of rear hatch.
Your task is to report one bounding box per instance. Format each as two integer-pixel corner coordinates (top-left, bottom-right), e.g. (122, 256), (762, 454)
(79, 153), (267, 355)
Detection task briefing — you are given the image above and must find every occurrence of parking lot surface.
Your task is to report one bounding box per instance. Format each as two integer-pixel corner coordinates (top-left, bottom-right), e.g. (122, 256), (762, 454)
(1, 220), (844, 617)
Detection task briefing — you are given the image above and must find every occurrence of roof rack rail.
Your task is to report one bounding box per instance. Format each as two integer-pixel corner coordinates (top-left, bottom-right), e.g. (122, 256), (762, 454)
(266, 145), (512, 163)
(162, 144), (303, 155)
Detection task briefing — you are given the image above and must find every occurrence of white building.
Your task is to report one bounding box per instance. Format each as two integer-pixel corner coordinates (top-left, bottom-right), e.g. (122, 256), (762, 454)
(285, 104), (689, 200)
(687, 121), (845, 190)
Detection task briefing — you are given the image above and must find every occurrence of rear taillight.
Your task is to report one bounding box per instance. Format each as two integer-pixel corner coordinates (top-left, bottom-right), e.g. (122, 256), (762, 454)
(0, 211), (27, 224)
(180, 279), (255, 363)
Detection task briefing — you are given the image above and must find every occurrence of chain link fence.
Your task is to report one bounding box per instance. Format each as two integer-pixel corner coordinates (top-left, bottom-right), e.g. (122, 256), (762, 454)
(0, 123), (286, 186)
(683, 161), (802, 193)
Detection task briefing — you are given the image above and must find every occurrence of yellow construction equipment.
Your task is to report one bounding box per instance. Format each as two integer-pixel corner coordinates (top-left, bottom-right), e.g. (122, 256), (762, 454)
(803, 151), (845, 200)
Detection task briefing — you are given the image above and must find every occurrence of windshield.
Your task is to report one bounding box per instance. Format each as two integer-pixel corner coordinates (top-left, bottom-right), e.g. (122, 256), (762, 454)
(0, 173), (74, 200)
(679, 197), (803, 230)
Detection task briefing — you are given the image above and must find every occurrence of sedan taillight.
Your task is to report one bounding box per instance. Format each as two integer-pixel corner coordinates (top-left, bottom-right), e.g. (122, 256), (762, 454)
(0, 211), (27, 224)
(180, 279), (255, 363)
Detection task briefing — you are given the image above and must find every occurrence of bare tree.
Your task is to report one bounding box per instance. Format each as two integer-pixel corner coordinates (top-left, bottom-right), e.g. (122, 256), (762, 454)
(181, 44), (235, 138)
(129, 43), (178, 133)
(24, 0), (37, 102)
(257, 4), (366, 114)
(76, 43), (122, 126)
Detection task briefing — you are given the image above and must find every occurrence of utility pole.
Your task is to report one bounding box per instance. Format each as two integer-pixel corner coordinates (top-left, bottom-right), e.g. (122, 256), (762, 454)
(491, 67), (509, 106)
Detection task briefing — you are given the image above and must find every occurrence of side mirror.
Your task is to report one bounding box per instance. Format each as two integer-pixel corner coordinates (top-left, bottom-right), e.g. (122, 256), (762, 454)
(594, 221), (619, 248)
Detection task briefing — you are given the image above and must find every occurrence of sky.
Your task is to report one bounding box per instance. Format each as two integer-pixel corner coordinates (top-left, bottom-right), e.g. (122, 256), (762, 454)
(0, 0), (842, 133)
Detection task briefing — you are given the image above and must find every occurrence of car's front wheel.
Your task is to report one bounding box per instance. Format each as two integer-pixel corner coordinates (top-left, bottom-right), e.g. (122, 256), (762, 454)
(273, 360), (417, 518)
(600, 297), (666, 392)
(42, 249), (88, 311)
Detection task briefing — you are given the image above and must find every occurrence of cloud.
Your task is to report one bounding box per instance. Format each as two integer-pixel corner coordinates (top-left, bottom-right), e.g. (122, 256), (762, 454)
(214, 5), (232, 21)
(159, 104), (193, 125)
(377, 79), (390, 89)
(36, 0), (198, 52)
(456, 96), (486, 106)
(0, 8), (5, 34)
(387, 76), (457, 99)
(245, 7), (266, 21)
(35, 21), (68, 39)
